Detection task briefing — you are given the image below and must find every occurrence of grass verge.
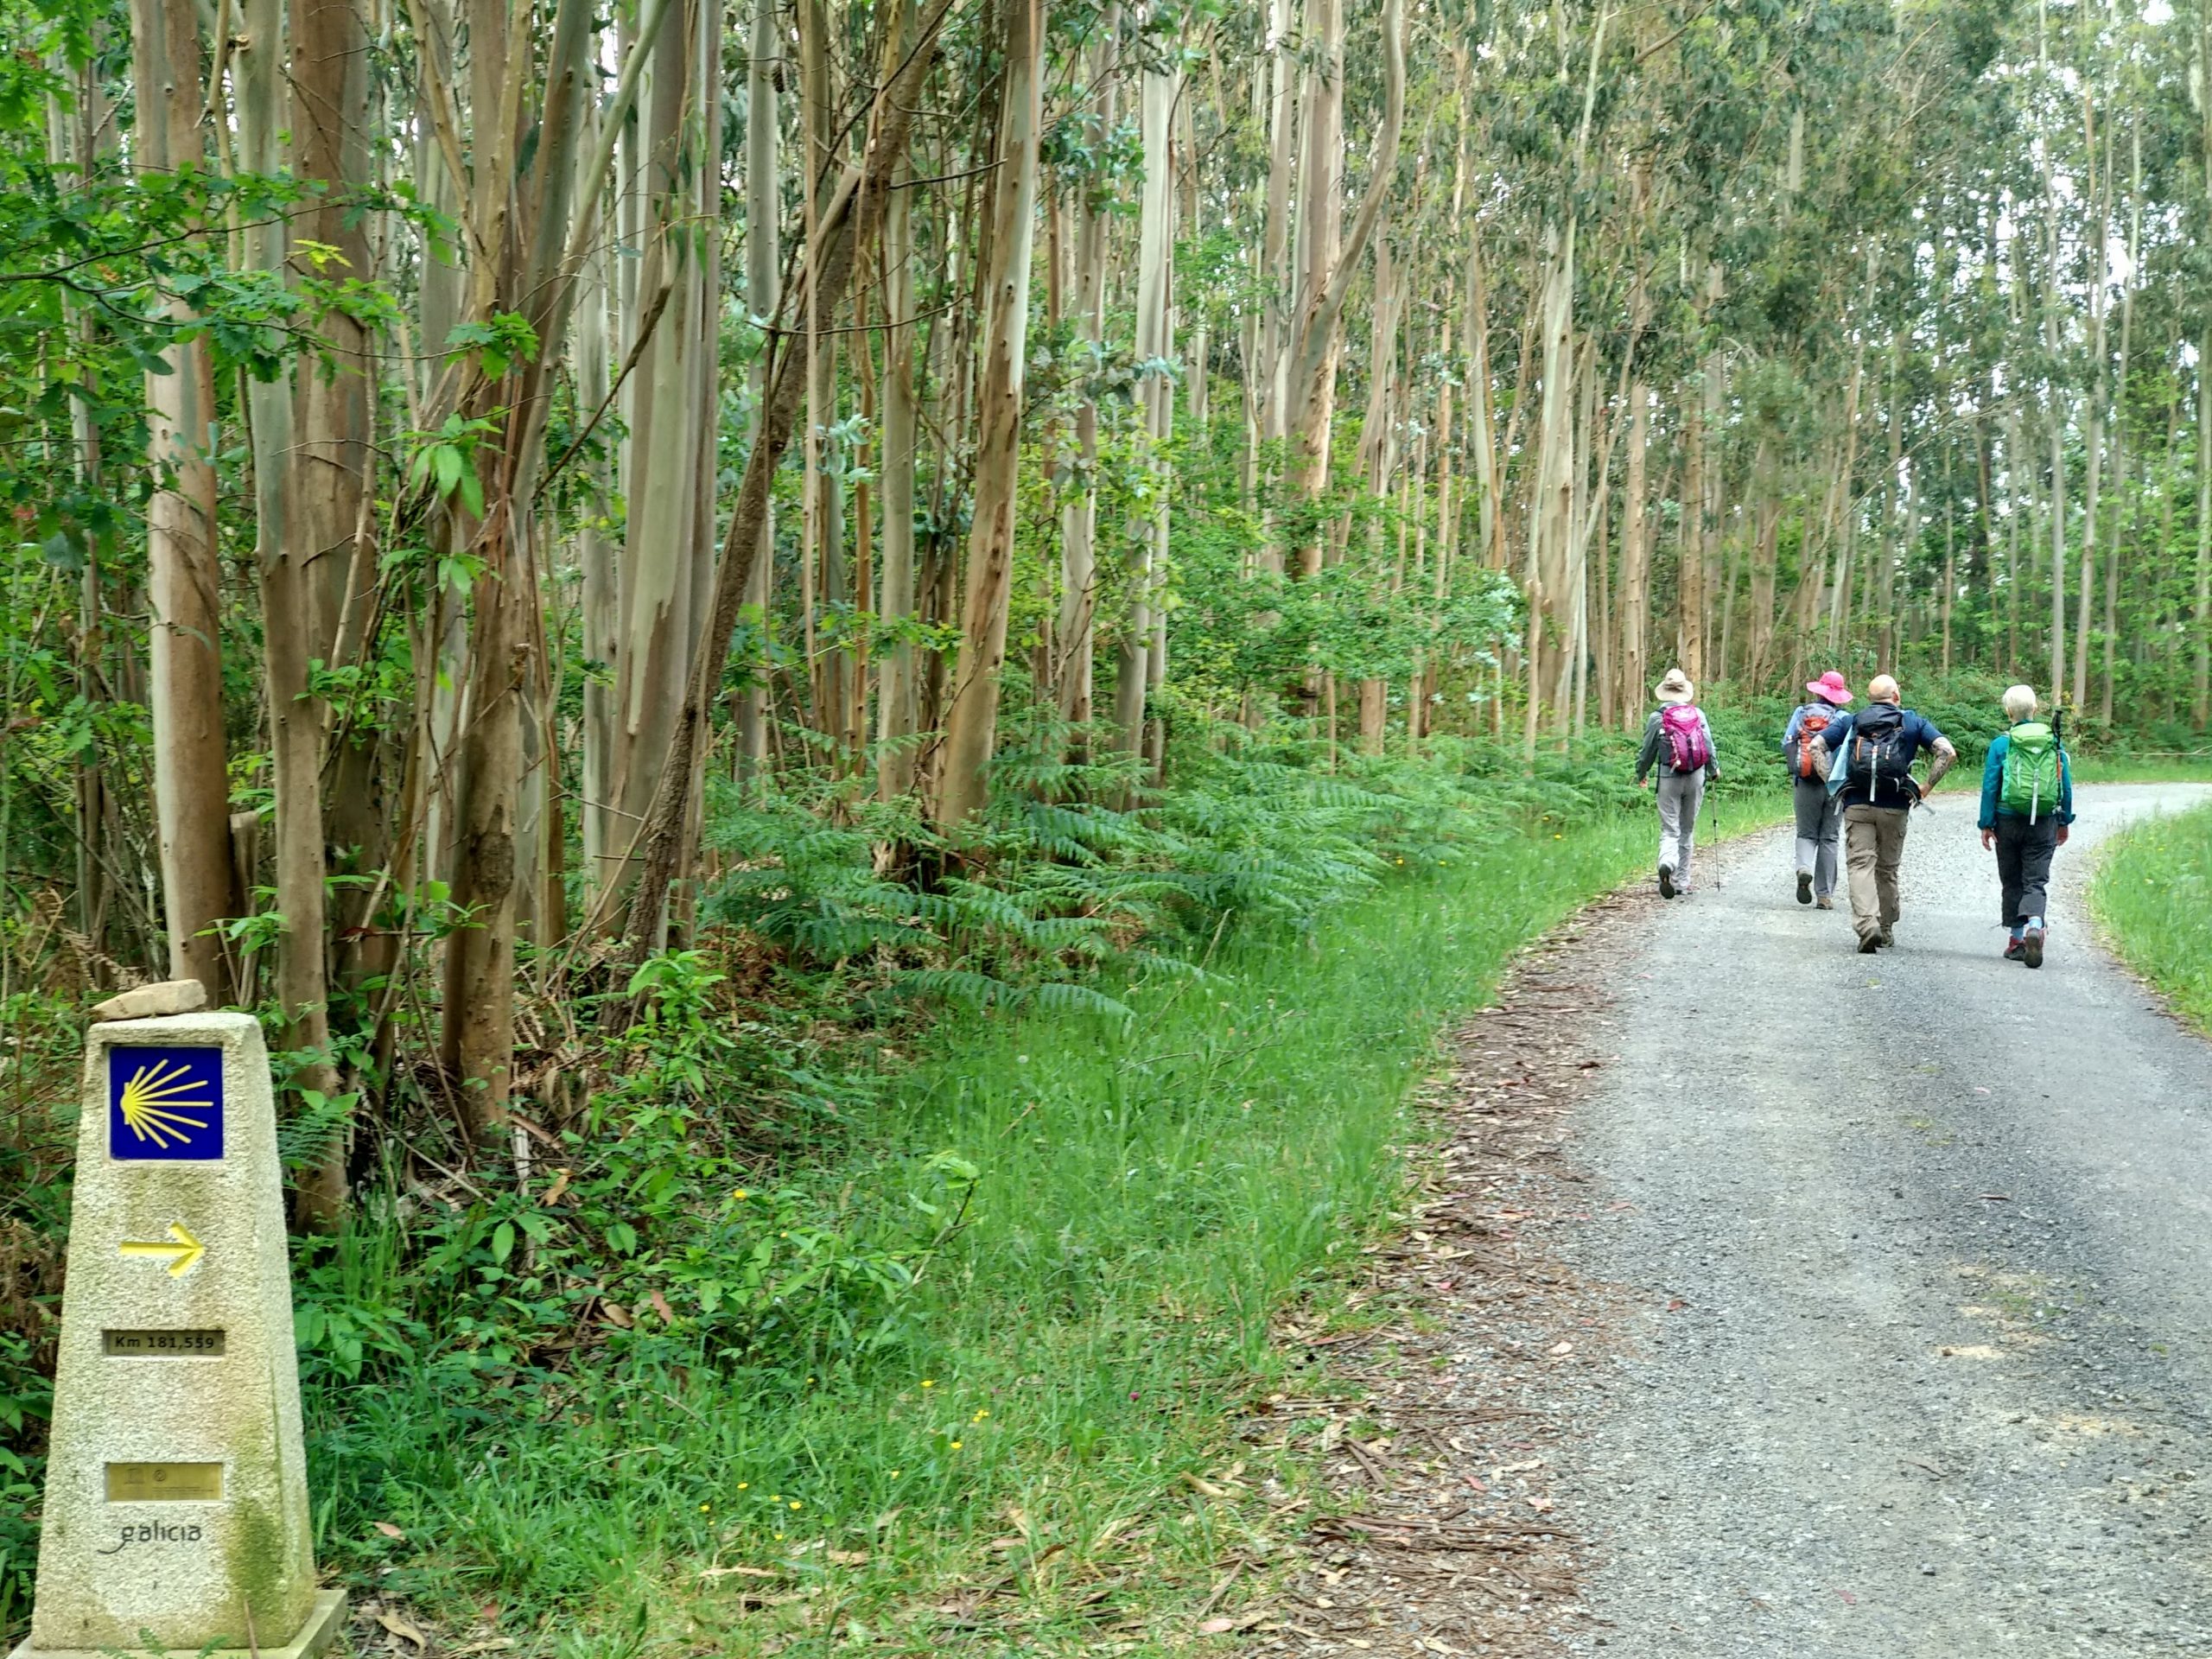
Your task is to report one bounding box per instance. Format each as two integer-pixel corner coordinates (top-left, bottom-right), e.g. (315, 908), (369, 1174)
(307, 798), (1784, 1656)
(2091, 798), (2212, 1033)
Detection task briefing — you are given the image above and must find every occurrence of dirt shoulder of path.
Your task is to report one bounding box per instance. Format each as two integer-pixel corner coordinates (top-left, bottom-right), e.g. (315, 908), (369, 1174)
(1243, 840), (1771, 1659)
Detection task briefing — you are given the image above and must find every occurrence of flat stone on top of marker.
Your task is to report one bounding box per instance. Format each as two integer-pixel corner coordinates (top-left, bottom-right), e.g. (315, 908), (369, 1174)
(88, 978), (207, 1023)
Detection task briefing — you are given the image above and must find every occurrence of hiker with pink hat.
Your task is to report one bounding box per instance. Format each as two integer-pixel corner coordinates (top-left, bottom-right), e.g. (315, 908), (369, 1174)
(1781, 671), (1853, 909)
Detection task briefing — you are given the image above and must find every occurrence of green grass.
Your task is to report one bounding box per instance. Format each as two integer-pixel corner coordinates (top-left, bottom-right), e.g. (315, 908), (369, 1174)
(2071, 756), (2212, 785)
(2093, 798), (2212, 1033)
(300, 798), (1784, 1656)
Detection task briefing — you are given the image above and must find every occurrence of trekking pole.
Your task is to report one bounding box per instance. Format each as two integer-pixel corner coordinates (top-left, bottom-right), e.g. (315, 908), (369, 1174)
(1705, 785), (1724, 890)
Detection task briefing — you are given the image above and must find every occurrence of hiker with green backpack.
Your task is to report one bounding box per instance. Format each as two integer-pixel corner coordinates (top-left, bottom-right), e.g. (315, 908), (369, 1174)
(1978, 683), (2074, 969)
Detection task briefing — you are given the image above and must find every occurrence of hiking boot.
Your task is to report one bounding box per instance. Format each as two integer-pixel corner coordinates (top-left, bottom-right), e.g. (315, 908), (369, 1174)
(1815, 896), (1835, 911)
(2003, 937), (2026, 962)
(1658, 864), (1676, 900)
(1857, 931), (1880, 954)
(1796, 871), (1814, 906)
(2023, 926), (2045, 969)
(1877, 928), (1894, 948)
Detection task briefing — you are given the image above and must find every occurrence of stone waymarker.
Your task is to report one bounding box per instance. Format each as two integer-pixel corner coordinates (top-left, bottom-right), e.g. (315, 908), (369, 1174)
(12, 1011), (346, 1659)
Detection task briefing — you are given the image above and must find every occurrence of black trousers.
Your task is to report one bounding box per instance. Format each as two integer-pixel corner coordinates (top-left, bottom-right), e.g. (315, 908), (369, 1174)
(1994, 813), (2059, 928)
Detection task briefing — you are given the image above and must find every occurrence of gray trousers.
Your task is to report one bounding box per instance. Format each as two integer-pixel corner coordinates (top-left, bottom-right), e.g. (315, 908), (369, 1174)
(1656, 769), (1706, 887)
(1793, 778), (1842, 899)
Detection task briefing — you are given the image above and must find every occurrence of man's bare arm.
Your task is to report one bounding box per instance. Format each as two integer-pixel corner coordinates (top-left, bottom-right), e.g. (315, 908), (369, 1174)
(1924, 737), (1958, 791)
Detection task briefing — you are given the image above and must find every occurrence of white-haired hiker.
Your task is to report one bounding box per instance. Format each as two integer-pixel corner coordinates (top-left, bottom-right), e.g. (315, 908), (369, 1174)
(1815, 674), (1958, 952)
(1634, 668), (1720, 899)
(1977, 683), (2074, 969)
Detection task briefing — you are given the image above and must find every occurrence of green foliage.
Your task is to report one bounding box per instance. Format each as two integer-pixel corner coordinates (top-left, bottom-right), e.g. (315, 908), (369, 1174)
(291, 803), (1763, 1642)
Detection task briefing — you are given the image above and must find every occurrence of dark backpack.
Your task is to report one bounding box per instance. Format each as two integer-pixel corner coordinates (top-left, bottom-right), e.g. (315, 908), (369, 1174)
(1660, 703), (1713, 772)
(1847, 703), (1916, 804)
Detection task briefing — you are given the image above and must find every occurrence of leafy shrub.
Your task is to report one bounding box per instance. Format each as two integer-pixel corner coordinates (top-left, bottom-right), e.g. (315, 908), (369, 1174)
(292, 953), (969, 1395)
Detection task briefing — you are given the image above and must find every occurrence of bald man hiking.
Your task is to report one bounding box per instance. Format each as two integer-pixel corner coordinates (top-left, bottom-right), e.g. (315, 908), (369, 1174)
(1815, 674), (1958, 953)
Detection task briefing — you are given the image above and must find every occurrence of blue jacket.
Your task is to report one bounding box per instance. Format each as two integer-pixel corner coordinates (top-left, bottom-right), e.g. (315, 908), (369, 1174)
(1821, 707), (1948, 806)
(1979, 730), (2075, 830)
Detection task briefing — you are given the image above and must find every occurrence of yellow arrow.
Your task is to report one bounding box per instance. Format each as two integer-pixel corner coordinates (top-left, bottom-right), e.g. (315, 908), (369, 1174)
(118, 1223), (206, 1279)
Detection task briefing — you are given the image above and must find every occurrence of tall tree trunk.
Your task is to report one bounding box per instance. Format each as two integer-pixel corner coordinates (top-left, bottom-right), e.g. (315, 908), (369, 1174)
(876, 132), (921, 797)
(623, 14), (939, 950)
(602, 0), (715, 907)
(1618, 383), (1649, 728)
(240, 0), (341, 1144)
(2072, 107), (2108, 711)
(2101, 122), (2139, 726)
(1282, 0), (1404, 574)
(1113, 54), (1176, 767)
(1257, 0), (1296, 468)
(289, 0), (374, 1221)
(439, 0), (600, 1135)
(737, 0), (781, 785)
(930, 0), (1043, 826)
(131, 0), (241, 1000)
(1056, 21), (1111, 734)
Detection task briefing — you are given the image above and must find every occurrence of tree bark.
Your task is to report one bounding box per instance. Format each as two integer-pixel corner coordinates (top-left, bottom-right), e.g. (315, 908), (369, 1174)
(1282, 0), (1404, 571)
(1112, 52), (1175, 767)
(240, 0), (342, 1154)
(621, 12), (942, 950)
(1617, 383), (1648, 728)
(131, 0), (241, 1001)
(932, 0), (1043, 825)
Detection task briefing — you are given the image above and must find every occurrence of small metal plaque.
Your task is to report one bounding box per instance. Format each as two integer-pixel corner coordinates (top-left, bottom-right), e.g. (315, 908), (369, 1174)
(105, 1462), (224, 1503)
(102, 1328), (226, 1357)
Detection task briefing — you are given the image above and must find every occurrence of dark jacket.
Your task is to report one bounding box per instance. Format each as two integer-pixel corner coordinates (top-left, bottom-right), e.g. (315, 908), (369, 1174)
(1821, 706), (1946, 808)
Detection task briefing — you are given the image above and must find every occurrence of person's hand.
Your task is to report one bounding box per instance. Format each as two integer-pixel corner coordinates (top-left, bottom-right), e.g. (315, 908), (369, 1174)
(1639, 774), (1652, 791)
(1980, 828), (1994, 851)
(2057, 823), (2070, 846)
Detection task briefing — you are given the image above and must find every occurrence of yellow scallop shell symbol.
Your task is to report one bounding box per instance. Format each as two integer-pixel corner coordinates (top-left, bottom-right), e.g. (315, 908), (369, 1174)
(117, 1059), (213, 1149)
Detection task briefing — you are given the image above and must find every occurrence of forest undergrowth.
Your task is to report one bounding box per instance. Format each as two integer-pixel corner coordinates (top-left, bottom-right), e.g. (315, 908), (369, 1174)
(3, 721), (1789, 1651)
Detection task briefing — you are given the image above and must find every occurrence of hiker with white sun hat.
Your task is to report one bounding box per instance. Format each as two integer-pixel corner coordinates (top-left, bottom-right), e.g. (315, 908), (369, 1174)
(1633, 668), (1720, 899)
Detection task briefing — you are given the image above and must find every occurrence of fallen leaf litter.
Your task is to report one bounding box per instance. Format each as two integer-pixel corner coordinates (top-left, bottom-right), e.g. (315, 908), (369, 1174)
(1243, 870), (1714, 1657)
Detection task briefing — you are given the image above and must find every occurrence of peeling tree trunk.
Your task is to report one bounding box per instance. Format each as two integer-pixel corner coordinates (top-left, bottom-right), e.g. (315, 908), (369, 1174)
(620, 12), (938, 953)
(601, 0), (715, 910)
(931, 0), (1042, 826)
(289, 0), (375, 1222)
(1282, 0), (1404, 575)
(239, 0), (342, 1162)
(1618, 382), (1649, 728)
(1113, 52), (1175, 769)
(738, 0), (781, 785)
(132, 0), (241, 1001)
(875, 128), (921, 797)
(1055, 18), (1111, 736)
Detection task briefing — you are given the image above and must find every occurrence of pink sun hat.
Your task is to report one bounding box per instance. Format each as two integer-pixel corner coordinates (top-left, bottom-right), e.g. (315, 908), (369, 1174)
(1805, 671), (1853, 704)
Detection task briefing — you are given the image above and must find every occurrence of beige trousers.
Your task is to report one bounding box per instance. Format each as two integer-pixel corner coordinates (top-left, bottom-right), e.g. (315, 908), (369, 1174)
(1842, 804), (1908, 942)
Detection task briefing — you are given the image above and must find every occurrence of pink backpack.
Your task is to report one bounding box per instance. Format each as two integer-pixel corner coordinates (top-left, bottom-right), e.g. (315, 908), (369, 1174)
(1660, 703), (1713, 772)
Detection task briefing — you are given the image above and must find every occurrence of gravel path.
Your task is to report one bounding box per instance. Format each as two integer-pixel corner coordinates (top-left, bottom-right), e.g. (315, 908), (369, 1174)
(1563, 783), (2212, 1656)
